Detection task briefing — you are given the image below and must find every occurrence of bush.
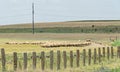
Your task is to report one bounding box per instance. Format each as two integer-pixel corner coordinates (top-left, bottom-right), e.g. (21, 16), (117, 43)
(112, 40), (120, 46)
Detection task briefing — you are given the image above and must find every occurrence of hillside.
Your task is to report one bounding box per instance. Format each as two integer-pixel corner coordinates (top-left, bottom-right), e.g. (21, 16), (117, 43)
(0, 20), (120, 33)
(0, 20), (120, 28)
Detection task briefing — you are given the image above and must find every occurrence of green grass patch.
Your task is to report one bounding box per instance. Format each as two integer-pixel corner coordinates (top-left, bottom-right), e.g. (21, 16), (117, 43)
(0, 26), (120, 33)
(112, 67), (120, 72)
(112, 40), (120, 46)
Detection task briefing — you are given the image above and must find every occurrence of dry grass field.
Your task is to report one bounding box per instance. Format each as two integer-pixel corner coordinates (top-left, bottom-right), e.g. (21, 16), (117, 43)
(0, 33), (119, 40)
(0, 20), (120, 28)
(0, 20), (120, 72)
(0, 33), (119, 55)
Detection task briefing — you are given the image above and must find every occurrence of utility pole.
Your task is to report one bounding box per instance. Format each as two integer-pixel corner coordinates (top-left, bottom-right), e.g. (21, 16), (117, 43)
(32, 2), (35, 34)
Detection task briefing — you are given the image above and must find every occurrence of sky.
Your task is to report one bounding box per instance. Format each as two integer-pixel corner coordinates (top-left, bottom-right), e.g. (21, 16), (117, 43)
(0, 0), (120, 25)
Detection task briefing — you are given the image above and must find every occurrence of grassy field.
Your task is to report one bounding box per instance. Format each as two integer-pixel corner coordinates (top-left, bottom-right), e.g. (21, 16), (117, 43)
(0, 20), (120, 28)
(0, 26), (120, 33)
(0, 33), (120, 40)
(0, 33), (119, 72)
(1, 50), (120, 72)
(0, 33), (119, 53)
(0, 20), (120, 72)
(0, 20), (120, 33)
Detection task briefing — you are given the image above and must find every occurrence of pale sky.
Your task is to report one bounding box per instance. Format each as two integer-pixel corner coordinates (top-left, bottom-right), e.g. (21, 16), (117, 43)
(0, 0), (120, 25)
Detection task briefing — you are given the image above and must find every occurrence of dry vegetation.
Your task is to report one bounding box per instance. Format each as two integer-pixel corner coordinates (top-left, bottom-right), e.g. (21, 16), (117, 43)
(0, 21), (120, 28)
(0, 21), (120, 72)
(0, 33), (119, 41)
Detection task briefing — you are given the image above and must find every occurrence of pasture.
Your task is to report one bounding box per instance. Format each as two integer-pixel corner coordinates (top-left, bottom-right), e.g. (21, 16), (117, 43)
(0, 33), (120, 72)
(0, 21), (120, 33)
(0, 20), (120, 72)
(1, 20), (120, 28)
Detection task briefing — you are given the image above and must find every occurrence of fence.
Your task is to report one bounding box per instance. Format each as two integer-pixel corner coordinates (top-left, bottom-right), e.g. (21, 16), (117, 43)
(0, 46), (120, 71)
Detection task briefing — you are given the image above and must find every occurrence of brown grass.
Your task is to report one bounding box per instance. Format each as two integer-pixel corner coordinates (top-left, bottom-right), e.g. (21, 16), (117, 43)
(0, 33), (119, 41)
(0, 21), (120, 28)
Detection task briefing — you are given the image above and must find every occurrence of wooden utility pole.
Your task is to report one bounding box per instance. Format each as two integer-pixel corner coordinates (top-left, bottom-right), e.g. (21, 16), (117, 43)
(32, 2), (35, 34)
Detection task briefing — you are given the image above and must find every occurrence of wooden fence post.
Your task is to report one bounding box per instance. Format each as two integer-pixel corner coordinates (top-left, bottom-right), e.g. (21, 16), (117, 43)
(94, 48), (96, 64)
(118, 46), (120, 58)
(107, 47), (110, 60)
(70, 51), (73, 68)
(88, 49), (91, 65)
(1, 48), (6, 71)
(76, 50), (80, 67)
(103, 47), (105, 57)
(63, 51), (67, 69)
(23, 53), (27, 70)
(41, 51), (45, 70)
(32, 52), (36, 69)
(98, 48), (101, 63)
(83, 49), (86, 66)
(111, 47), (114, 59)
(117, 47), (119, 58)
(13, 52), (17, 71)
(119, 46), (120, 58)
(117, 46), (120, 58)
(50, 51), (53, 70)
(57, 51), (61, 70)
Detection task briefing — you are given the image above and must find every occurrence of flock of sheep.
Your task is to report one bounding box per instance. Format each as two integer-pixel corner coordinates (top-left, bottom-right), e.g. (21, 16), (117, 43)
(5, 41), (44, 45)
(5, 41), (92, 48)
(41, 43), (91, 48)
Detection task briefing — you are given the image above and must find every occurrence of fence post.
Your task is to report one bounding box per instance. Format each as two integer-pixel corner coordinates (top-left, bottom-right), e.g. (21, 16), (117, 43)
(98, 48), (101, 63)
(83, 49), (86, 66)
(119, 46), (120, 58)
(103, 47), (105, 58)
(70, 51), (73, 68)
(41, 51), (45, 71)
(111, 47), (114, 59)
(117, 46), (120, 58)
(76, 50), (80, 67)
(13, 52), (17, 71)
(50, 51), (54, 70)
(88, 49), (91, 65)
(32, 52), (36, 69)
(63, 51), (67, 69)
(57, 51), (61, 70)
(94, 48), (96, 64)
(117, 47), (119, 58)
(23, 53), (27, 70)
(107, 47), (110, 60)
(1, 48), (6, 71)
